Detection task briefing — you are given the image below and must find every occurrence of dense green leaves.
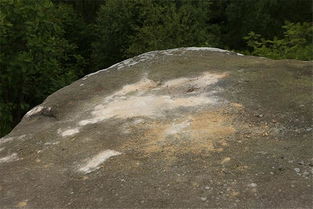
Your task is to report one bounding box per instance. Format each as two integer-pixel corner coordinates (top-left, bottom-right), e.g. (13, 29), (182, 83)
(223, 0), (312, 49)
(92, 0), (220, 69)
(244, 22), (313, 60)
(91, 0), (137, 69)
(126, 0), (220, 56)
(0, 0), (84, 135)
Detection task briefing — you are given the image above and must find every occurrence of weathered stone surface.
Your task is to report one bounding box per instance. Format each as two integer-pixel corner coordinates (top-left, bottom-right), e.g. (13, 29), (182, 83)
(0, 47), (312, 208)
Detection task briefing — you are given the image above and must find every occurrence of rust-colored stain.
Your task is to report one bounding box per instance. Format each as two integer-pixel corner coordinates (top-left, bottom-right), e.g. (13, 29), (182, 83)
(121, 108), (237, 159)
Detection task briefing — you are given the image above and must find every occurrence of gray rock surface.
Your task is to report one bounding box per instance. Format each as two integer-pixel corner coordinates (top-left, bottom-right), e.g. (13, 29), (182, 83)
(1, 47), (312, 208)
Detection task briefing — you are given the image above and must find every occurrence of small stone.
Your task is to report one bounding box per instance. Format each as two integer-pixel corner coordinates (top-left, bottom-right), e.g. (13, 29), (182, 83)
(231, 191), (240, 197)
(294, 168), (300, 173)
(17, 201), (27, 208)
(221, 157), (231, 164)
(205, 186), (210, 190)
(200, 197), (207, 201)
(262, 132), (269, 136)
(297, 161), (305, 165)
(294, 129), (301, 133)
(248, 183), (257, 188)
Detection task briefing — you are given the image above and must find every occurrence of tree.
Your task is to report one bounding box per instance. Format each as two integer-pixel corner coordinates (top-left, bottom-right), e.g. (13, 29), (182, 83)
(52, 0), (106, 23)
(92, 0), (220, 70)
(223, 0), (312, 49)
(127, 0), (220, 56)
(0, 0), (84, 136)
(92, 0), (139, 70)
(54, 3), (92, 74)
(244, 22), (313, 60)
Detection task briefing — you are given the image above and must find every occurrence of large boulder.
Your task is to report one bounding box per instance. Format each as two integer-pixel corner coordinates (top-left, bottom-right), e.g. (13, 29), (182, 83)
(0, 48), (312, 208)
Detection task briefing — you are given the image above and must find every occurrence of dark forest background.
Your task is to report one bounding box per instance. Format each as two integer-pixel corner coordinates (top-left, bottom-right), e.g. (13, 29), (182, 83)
(0, 0), (312, 137)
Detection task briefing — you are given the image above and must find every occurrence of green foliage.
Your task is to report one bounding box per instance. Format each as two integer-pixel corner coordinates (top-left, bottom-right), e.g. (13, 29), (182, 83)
(0, 0), (84, 136)
(92, 0), (137, 69)
(92, 0), (220, 69)
(52, 0), (106, 23)
(54, 3), (92, 74)
(223, 0), (312, 49)
(126, 0), (220, 57)
(244, 22), (313, 60)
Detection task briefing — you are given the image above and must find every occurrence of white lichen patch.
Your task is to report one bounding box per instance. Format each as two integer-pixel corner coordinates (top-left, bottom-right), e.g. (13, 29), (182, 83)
(185, 47), (244, 56)
(44, 141), (60, 146)
(79, 95), (216, 126)
(78, 72), (226, 127)
(0, 153), (18, 164)
(133, 118), (145, 125)
(82, 47), (239, 79)
(0, 137), (14, 145)
(57, 128), (62, 134)
(164, 121), (190, 136)
(61, 128), (80, 137)
(25, 105), (44, 117)
(112, 77), (158, 97)
(78, 150), (121, 174)
(17, 135), (26, 140)
(0, 135), (26, 145)
(185, 47), (229, 53)
(162, 77), (190, 88)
